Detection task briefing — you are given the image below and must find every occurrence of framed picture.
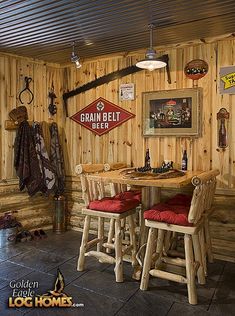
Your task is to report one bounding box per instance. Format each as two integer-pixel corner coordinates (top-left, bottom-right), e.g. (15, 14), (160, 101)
(143, 88), (202, 137)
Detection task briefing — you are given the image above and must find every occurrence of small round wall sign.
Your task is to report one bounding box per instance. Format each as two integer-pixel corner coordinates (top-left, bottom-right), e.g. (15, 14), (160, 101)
(184, 59), (208, 80)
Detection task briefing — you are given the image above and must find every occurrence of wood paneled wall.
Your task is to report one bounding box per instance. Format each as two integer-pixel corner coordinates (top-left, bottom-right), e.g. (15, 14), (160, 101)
(1, 38), (235, 188)
(0, 37), (235, 260)
(62, 38), (235, 191)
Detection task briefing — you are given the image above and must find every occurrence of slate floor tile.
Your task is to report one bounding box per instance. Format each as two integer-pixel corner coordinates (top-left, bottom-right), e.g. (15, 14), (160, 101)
(0, 282), (17, 304)
(8, 250), (69, 273)
(46, 245), (78, 258)
(147, 276), (215, 308)
(208, 302), (235, 316)
(167, 302), (212, 316)
(72, 269), (139, 302)
(0, 303), (24, 316)
(65, 255), (112, 272)
(48, 261), (87, 284)
(19, 270), (57, 296)
(116, 289), (174, 316)
(0, 261), (33, 281)
(0, 246), (29, 261)
(0, 278), (10, 290)
(213, 262), (235, 303)
(206, 260), (226, 282)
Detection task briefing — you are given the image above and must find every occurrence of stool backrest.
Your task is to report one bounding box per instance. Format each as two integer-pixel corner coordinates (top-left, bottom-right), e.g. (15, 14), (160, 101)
(75, 163), (129, 206)
(75, 163), (105, 206)
(104, 162), (128, 196)
(188, 169), (219, 224)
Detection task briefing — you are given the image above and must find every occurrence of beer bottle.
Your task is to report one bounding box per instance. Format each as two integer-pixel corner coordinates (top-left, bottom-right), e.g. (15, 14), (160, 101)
(144, 148), (151, 170)
(181, 150), (188, 171)
(218, 118), (227, 148)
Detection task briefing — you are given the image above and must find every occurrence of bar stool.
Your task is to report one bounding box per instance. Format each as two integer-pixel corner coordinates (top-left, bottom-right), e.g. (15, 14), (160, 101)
(162, 170), (219, 276)
(140, 170), (219, 305)
(103, 163), (142, 254)
(75, 163), (140, 282)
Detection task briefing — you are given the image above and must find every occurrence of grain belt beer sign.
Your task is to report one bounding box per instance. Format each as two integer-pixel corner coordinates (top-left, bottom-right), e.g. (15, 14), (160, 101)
(70, 97), (135, 136)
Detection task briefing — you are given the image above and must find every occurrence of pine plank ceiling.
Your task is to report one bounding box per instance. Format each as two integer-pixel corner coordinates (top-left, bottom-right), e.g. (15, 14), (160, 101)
(1, 0), (235, 65)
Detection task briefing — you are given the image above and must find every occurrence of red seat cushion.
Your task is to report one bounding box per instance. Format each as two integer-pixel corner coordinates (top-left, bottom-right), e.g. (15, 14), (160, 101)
(144, 202), (191, 226)
(114, 190), (142, 202)
(88, 197), (139, 213)
(166, 193), (192, 207)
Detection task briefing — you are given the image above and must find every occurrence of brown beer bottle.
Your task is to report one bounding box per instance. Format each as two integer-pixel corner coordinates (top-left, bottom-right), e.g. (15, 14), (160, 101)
(181, 150), (188, 171)
(218, 118), (227, 148)
(144, 148), (151, 170)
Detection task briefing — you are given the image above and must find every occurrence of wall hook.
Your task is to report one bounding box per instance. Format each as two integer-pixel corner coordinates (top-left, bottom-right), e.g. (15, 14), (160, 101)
(19, 77), (34, 104)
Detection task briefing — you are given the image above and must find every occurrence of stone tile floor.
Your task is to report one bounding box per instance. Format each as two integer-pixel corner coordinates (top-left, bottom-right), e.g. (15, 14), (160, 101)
(0, 230), (234, 315)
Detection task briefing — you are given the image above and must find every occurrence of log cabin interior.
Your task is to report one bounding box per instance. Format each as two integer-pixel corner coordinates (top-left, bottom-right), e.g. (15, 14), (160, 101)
(0, 0), (235, 314)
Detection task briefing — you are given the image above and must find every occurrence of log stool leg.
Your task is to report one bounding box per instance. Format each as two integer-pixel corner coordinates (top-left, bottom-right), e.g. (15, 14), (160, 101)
(129, 215), (138, 266)
(128, 214), (139, 280)
(192, 234), (206, 285)
(97, 217), (104, 252)
(199, 228), (207, 276)
(185, 234), (197, 305)
(106, 219), (115, 253)
(154, 229), (165, 268)
(204, 218), (214, 263)
(77, 215), (91, 271)
(114, 219), (124, 282)
(163, 231), (172, 254)
(140, 227), (157, 290)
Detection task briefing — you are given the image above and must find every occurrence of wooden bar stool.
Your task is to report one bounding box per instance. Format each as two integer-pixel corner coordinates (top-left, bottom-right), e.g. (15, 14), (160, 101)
(140, 170), (219, 305)
(162, 170), (219, 276)
(199, 172), (218, 274)
(75, 163), (140, 282)
(103, 162), (142, 254)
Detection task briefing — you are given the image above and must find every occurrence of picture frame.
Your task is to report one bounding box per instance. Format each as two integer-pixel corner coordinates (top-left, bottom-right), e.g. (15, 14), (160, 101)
(142, 88), (202, 137)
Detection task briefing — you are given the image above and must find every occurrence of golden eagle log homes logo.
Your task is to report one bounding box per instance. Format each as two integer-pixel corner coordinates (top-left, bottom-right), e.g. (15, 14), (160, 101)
(70, 97), (135, 136)
(8, 269), (83, 309)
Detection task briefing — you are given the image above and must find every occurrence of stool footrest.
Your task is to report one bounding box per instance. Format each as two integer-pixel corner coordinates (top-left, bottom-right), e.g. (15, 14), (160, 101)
(87, 238), (101, 249)
(122, 245), (133, 255)
(103, 242), (115, 250)
(149, 268), (188, 284)
(85, 250), (116, 264)
(161, 256), (186, 267)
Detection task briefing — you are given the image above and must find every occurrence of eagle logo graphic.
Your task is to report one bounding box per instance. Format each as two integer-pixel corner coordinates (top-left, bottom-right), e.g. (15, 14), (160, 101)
(42, 269), (68, 297)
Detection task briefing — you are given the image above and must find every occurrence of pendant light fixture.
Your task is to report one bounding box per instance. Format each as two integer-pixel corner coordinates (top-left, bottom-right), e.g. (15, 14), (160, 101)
(71, 41), (81, 69)
(136, 24), (166, 71)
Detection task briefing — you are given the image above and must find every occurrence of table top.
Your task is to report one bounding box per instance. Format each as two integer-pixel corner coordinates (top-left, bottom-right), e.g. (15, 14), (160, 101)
(88, 169), (204, 188)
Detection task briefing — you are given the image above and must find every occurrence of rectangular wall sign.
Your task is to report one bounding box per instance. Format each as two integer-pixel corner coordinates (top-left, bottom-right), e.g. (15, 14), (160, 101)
(119, 83), (135, 101)
(220, 66), (235, 94)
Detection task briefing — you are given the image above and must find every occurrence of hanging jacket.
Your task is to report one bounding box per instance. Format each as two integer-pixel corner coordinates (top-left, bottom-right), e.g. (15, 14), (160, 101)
(14, 121), (45, 196)
(50, 122), (65, 196)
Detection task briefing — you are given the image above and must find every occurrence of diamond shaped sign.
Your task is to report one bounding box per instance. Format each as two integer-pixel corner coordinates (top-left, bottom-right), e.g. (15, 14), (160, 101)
(70, 97), (135, 136)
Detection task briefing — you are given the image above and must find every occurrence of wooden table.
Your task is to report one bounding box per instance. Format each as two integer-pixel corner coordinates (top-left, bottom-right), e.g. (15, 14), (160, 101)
(89, 169), (203, 244)
(89, 169), (204, 209)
